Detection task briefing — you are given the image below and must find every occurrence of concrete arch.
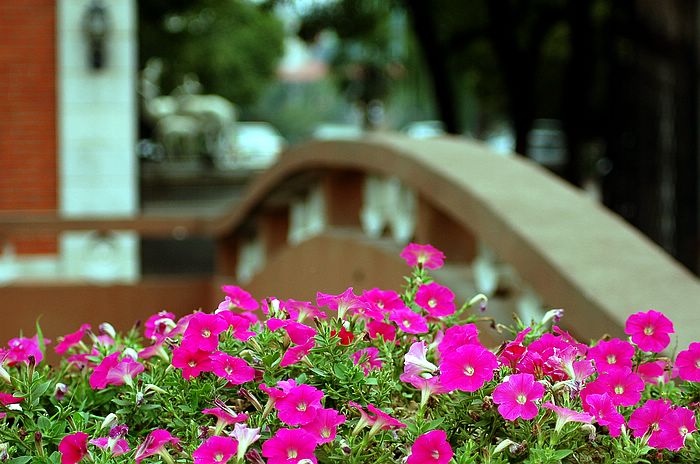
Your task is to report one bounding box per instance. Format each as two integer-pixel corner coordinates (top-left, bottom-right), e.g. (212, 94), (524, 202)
(214, 133), (700, 347)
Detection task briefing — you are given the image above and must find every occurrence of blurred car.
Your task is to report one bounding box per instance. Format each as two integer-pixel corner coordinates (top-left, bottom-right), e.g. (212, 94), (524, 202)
(230, 122), (286, 170)
(402, 120), (446, 139)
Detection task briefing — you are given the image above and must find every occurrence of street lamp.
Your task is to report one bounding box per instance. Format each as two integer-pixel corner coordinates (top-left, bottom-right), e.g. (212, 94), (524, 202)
(82, 0), (110, 71)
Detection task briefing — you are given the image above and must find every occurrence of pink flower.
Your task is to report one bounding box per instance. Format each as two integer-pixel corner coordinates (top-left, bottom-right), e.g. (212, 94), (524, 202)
(230, 424), (261, 461)
(261, 428), (318, 464)
(415, 282), (455, 317)
(624, 310), (674, 353)
(280, 339), (315, 367)
(275, 384), (324, 426)
(596, 367), (644, 407)
(55, 324), (90, 355)
(399, 373), (445, 407)
(403, 341), (438, 377)
(675, 342), (700, 382)
(440, 344), (497, 392)
(400, 243), (445, 269)
(406, 430), (453, 464)
(637, 360), (669, 385)
(144, 311), (177, 340)
(182, 312), (229, 352)
(89, 352), (145, 390)
(367, 320), (396, 341)
(0, 392), (23, 406)
(361, 288), (405, 317)
(302, 408), (346, 444)
(138, 340), (169, 361)
(498, 327), (531, 368)
(59, 432), (89, 464)
(366, 404), (407, 433)
(5, 336), (44, 366)
(134, 429), (180, 464)
(656, 407), (697, 451)
(628, 399), (672, 447)
(283, 298), (326, 323)
(437, 324), (480, 357)
(587, 338), (634, 373)
(351, 347), (383, 375)
(172, 346), (213, 380)
(492, 373), (544, 421)
(316, 287), (367, 320)
(193, 436), (238, 464)
(89, 437), (130, 456)
(389, 308), (428, 334)
(215, 311), (257, 341)
(210, 352), (255, 385)
(203, 406), (248, 426)
(220, 285), (259, 311)
(267, 319), (317, 345)
(585, 393), (625, 437)
(542, 402), (593, 432)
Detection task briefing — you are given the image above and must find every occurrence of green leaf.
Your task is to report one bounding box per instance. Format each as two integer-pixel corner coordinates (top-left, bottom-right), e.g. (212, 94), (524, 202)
(9, 457), (33, 464)
(35, 317), (46, 356)
(552, 449), (573, 460)
(32, 380), (52, 399)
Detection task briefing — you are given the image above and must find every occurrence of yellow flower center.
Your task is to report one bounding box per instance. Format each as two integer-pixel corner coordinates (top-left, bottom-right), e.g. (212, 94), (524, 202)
(644, 326), (654, 336)
(188, 360), (197, 367)
(288, 449), (298, 459)
(321, 428), (331, 438)
(464, 366), (475, 376)
(428, 298), (437, 308)
(202, 329), (211, 338)
(297, 402), (307, 412)
(607, 354), (616, 364)
(614, 385), (624, 395)
(516, 394), (527, 405)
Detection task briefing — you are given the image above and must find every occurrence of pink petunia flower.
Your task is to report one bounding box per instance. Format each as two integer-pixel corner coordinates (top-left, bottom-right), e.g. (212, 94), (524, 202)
(55, 324), (91, 355)
(220, 285), (259, 311)
(399, 373), (445, 407)
(585, 393), (625, 437)
(595, 367), (644, 407)
(366, 404), (407, 435)
(144, 311), (177, 340)
(203, 404), (248, 432)
(492, 373), (544, 421)
(267, 319), (317, 345)
(440, 344), (497, 392)
(193, 436), (238, 464)
(637, 360), (670, 385)
(215, 310), (257, 341)
(437, 324), (480, 358)
(624, 310), (674, 353)
(351, 347), (383, 375)
(399, 243), (445, 269)
(302, 408), (346, 444)
(415, 282), (455, 317)
(182, 312), (229, 352)
(316, 287), (368, 320)
(138, 340), (169, 362)
(283, 298), (327, 323)
(5, 336), (45, 366)
(275, 384), (324, 426)
(261, 428), (319, 464)
(89, 437), (130, 456)
(230, 424), (261, 462)
(406, 429), (453, 464)
(59, 432), (89, 464)
(280, 339), (315, 367)
(171, 346), (213, 380)
(89, 352), (145, 390)
(675, 342), (700, 382)
(628, 399), (672, 447)
(498, 327), (532, 368)
(389, 308), (428, 334)
(210, 351), (255, 385)
(134, 429), (180, 464)
(403, 341), (438, 377)
(361, 288), (405, 317)
(0, 392), (23, 406)
(367, 320), (396, 341)
(587, 338), (635, 373)
(656, 407), (697, 451)
(542, 402), (593, 432)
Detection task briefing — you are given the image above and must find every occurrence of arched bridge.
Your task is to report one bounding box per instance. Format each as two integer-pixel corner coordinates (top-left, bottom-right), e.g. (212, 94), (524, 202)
(2, 133), (699, 348)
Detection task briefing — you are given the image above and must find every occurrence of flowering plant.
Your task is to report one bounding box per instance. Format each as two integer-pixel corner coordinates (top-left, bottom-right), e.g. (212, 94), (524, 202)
(1, 243), (700, 463)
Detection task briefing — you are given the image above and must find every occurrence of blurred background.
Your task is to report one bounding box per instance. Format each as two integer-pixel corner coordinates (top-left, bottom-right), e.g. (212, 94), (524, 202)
(1, 0), (699, 341)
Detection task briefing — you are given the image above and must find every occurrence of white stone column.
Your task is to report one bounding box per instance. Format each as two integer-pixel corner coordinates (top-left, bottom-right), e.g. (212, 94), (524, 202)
(57, 0), (138, 282)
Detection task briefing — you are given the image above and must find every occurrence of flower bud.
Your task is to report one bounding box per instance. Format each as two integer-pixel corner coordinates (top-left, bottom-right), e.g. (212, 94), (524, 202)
(101, 413), (118, 430)
(122, 348), (139, 361)
(0, 365), (10, 384)
(0, 442), (8, 461)
(541, 308), (564, 325)
(245, 449), (265, 464)
(99, 322), (117, 339)
(54, 383), (68, 401)
(144, 383), (167, 395)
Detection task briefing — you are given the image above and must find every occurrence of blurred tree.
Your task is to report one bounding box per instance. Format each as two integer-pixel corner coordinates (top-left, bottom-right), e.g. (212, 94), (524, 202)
(139, 0), (285, 106)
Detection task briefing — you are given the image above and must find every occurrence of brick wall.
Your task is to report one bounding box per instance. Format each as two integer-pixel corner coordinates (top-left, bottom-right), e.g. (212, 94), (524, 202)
(0, 1), (57, 254)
